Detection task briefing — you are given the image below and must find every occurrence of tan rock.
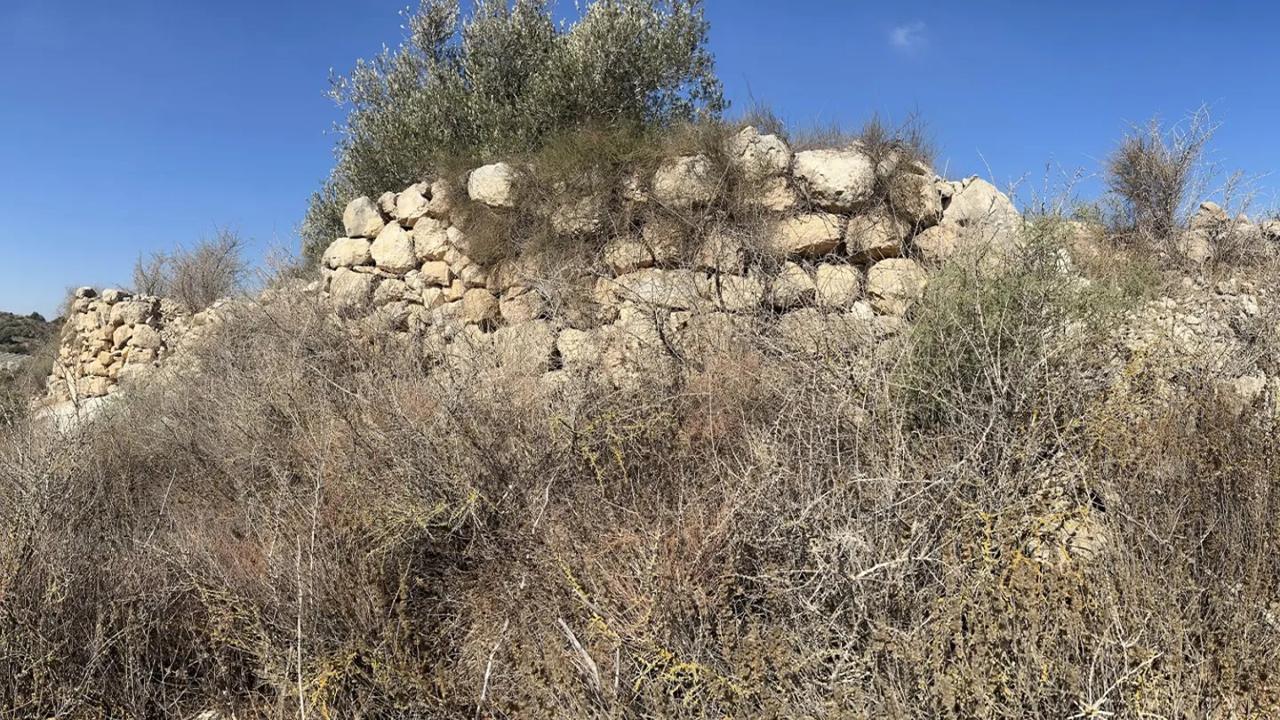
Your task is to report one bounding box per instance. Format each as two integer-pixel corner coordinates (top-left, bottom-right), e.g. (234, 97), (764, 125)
(412, 218), (451, 262)
(606, 268), (703, 309)
(377, 191), (398, 217)
(746, 175), (800, 213)
(887, 172), (943, 227)
(814, 264), (863, 308)
(369, 224), (418, 274)
(771, 213), (844, 258)
(913, 222), (961, 265)
(109, 299), (155, 327)
(845, 213), (907, 262)
(867, 258), (928, 315)
(726, 126), (791, 180)
(460, 289), (500, 325)
(322, 237), (373, 269)
(468, 162), (520, 209)
(342, 196), (386, 238)
(493, 320), (558, 374)
(695, 228), (745, 273)
(128, 324), (162, 350)
(793, 147), (876, 212)
(419, 260), (453, 287)
(394, 183), (431, 227)
(771, 262), (816, 309)
(652, 155), (717, 208)
(499, 289), (549, 324)
(604, 237), (656, 275)
(426, 178), (458, 219)
(706, 274), (764, 313)
(329, 267), (378, 314)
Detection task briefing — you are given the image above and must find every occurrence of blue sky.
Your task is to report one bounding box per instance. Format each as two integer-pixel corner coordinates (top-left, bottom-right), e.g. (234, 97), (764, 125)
(2, 1), (1278, 316)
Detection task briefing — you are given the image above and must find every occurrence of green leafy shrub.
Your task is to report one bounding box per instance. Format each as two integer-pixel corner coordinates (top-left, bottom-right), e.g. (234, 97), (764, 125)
(301, 0), (724, 262)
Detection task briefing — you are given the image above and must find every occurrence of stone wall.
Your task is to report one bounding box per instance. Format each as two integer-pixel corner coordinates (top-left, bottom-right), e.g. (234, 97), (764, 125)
(309, 126), (1025, 385)
(46, 288), (189, 402)
(45, 125), (1277, 407)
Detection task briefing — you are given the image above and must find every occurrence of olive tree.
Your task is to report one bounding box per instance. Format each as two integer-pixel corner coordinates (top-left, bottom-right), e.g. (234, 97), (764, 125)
(301, 0), (724, 261)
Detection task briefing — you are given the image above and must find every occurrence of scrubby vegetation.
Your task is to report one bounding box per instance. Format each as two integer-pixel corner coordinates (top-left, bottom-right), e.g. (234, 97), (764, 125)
(3, 213), (1280, 717)
(133, 230), (248, 312)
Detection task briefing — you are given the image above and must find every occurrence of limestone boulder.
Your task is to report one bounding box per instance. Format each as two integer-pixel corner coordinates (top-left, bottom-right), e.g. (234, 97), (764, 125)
(460, 288), (500, 326)
(845, 212), (907, 262)
(913, 222), (961, 265)
(942, 178), (1021, 239)
(329, 267), (378, 314)
(771, 213), (845, 258)
(652, 155), (717, 209)
(695, 228), (745, 273)
(606, 268), (703, 309)
(746, 176), (800, 213)
(468, 163), (520, 209)
(814, 264), (863, 309)
(370, 223), (418, 274)
(128, 324), (162, 350)
(1189, 201), (1228, 232)
(867, 258), (928, 315)
(551, 195), (606, 236)
(727, 126), (791, 180)
(109, 299), (156, 327)
(322, 237), (373, 269)
(394, 183), (431, 227)
(500, 289), (549, 324)
(793, 147), (876, 212)
(412, 218), (451, 262)
(887, 171), (943, 227)
(604, 237), (657, 276)
(707, 274), (764, 313)
(426, 178), (458, 219)
(343, 196), (386, 238)
(377, 191), (398, 217)
(1176, 230), (1213, 265)
(493, 320), (559, 375)
(771, 262), (816, 309)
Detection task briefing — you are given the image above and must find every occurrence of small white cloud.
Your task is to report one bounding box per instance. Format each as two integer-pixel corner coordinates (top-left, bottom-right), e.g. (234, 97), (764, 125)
(889, 21), (927, 52)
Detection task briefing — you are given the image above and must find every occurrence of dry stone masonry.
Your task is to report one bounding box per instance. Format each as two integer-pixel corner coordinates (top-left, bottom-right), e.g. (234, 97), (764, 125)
(43, 126), (1280, 412)
(47, 287), (185, 401)
(303, 126), (1032, 386)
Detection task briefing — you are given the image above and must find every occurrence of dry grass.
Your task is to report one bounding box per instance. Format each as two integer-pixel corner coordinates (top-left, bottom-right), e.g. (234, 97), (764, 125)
(134, 229), (249, 312)
(2, 216), (1278, 718)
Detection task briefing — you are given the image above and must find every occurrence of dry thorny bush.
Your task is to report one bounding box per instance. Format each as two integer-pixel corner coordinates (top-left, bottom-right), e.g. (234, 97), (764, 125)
(2, 217), (1279, 718)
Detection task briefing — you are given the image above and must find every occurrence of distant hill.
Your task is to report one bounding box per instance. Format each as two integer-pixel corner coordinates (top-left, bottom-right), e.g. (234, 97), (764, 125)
(0, 310), (57, 356)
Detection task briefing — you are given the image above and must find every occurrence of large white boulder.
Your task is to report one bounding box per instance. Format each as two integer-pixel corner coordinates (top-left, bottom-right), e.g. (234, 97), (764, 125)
(394, 183), (431, 227)
(814, 264), (863, 309)
(468, 163), (520, 209)
(845, 212), (908, 262)
(771, 213), (845, 258)
(342, 196), (386, 238)
(942, 178), (1021, 236)
(867, 258), (928, 315)
(329, 268), (377, 314)
(369, 224), (418, 274)
(727, 126), (791, 180)
(607, 268), (703, 309)
(652, 155), (718, 208)
(793, 147), (876, 212)
(322, 237), (373, 269)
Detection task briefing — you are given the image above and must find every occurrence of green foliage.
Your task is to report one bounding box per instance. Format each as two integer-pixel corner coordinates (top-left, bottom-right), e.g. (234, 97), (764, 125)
(301, 0), (725, 262)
